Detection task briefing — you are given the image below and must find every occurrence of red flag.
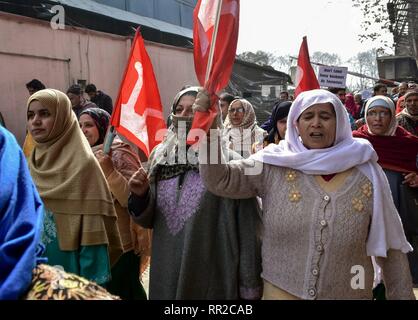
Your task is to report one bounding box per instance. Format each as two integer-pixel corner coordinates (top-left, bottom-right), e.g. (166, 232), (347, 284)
(111, 29), (166, 157)
(188, 0), (240, 144)
(294, 36), (320, 97)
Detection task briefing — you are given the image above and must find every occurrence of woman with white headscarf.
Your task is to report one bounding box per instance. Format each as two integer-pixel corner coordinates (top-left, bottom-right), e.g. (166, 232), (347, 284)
(197, 88), (415, 299)
(223, 99), (266, 158)
(353, 96), (418, 290)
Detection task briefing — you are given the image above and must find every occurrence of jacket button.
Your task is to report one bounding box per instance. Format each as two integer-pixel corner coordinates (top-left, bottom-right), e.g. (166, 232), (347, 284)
(323, 195), (330, 201)
(312, 268), (319, 276)
(308, 288), (316, 296)
(320, 220), (327, 227)
(316, 245), (323, 252)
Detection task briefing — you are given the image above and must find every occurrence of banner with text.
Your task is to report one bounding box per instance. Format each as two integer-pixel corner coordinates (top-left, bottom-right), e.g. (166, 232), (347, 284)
(318, 66), (348, 88)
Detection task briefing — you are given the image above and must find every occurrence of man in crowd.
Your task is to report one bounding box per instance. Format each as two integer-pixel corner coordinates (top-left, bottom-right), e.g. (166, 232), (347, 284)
(26, 79), (46, 96)
(67, 84), (97, 118)
(85, 83), (113, 115)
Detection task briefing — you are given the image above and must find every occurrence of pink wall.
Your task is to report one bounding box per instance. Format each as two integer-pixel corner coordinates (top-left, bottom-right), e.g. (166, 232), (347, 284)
(0, 12), (197, 145)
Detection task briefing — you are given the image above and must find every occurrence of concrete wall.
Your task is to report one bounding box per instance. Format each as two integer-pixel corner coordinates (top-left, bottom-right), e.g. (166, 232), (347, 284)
(0, 12), (197, 144)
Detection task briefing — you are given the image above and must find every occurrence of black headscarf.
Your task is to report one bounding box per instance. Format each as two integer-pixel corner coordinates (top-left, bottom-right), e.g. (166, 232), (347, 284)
(80, 108), (111, 146)
(267, 101), (292, 143)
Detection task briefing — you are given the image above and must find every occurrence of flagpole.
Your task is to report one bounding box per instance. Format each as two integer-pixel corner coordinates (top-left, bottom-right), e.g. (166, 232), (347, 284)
(104, 27), (140, 155)
(103, 126), (116, 154)
(204, 0), (223, 84)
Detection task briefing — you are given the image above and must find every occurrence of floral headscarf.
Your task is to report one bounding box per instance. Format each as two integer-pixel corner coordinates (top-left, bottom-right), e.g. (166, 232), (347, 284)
(79, 108), (111, 146)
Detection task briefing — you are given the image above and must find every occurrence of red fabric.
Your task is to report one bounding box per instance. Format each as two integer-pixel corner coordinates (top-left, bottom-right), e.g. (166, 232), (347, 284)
(353, 125), (418, 173)
(188, 0), (240, 145)
(345, 94), (360, 118)
(321, 174), (337, 182)
(396, 95), (405, 114)
(294, 37), (320, 98)
(110, 29), (166, 157)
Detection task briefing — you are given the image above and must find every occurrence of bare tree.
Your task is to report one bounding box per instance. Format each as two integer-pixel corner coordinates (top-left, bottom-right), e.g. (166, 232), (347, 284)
(237, 50), (277, 66)
(352, 0), (392, 55)
(311, 52), (342, 67)
(347, 49), (379, 90)
(275, 55), (294, 73)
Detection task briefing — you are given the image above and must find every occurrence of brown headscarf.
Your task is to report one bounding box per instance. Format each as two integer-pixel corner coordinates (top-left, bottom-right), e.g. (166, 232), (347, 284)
(27, 89), (122, 265)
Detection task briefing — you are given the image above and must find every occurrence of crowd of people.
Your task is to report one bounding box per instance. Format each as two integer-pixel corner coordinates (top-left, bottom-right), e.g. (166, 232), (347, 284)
(1, 77), (417, 300)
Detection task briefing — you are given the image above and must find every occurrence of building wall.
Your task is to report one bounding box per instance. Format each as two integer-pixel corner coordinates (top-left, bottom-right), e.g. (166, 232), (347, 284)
(95, 0), (197, 29)
(0, 12), (197, 144)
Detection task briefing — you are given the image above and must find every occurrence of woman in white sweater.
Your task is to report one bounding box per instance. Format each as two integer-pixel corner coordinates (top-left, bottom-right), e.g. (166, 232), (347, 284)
(197, 88), (415, 300)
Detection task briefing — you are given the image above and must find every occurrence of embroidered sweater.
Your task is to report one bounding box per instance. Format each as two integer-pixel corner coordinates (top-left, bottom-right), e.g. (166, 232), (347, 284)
(199, 156), (415, 300)
(128, 170), (263, 300)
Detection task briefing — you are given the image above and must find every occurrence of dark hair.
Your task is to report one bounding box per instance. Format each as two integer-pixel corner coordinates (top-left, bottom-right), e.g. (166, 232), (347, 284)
(67, 84), (82, 96)
(26, 79), (46, 91)
(279, 91), (289, 98)
(328, 87), (346, 94)
(219, 92), (235, 105)
(85, 84), (97, 94)
(267, 101), (292, 143)
(373, 83), (387, 93)
(79, 108), (111, 146)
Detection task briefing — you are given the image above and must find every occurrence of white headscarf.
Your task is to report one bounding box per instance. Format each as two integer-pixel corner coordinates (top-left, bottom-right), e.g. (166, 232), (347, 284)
(364, 96), (397, 136)
(250, 89), (412, 257)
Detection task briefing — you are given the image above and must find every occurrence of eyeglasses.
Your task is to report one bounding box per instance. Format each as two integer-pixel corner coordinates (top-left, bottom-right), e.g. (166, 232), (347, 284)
(229, 107), (245, 114)
(367, 111), (391, 118)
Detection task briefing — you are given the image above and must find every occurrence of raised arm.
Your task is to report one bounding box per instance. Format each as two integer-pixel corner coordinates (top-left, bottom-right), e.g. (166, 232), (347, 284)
(198, 131), (265, 199)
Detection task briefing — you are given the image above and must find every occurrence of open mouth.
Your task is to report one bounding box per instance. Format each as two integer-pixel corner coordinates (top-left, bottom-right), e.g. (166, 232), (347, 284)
(309, 132), (323, 138)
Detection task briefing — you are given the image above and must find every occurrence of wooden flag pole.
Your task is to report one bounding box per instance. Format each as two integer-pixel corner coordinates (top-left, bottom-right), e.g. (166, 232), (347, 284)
(204, 0), (223, 84)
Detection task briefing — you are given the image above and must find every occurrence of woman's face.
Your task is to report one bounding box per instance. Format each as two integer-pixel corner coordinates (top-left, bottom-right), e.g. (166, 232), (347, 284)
(79, 114), (100, 146)
(366, 106), (392, 136)
(175, 94), (196, 117)
(27, 100), (56, 143)
(228, 101), (245, 126)
(276, 117), (287, 139)
(297, 103), (336, 149)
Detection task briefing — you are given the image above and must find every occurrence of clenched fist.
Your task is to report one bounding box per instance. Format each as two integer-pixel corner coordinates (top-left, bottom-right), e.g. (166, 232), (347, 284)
(128, 167), (150, 196)
(192, 88), (211, 113)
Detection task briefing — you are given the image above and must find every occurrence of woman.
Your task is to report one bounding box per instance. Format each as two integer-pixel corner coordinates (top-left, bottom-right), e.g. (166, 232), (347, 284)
(223, 98), (266, 158)
(396, 95), (406, 115)
(353, 96), (418, 287)
(264, 101), (291, 146)
(79, 107), (149, 300)
(127, 87), (262, 300)
(26, 89), (122, 286)
(0, 125), (118, 300)
(345, 93), (360, 120)
(197, 88), (415, 299)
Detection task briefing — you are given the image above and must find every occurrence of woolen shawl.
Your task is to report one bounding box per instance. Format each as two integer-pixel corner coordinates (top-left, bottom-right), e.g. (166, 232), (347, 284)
(250, 89), (412, 257)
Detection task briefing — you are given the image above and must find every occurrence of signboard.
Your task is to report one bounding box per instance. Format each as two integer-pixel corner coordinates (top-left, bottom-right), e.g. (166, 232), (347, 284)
(318, 66), (348, 88)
